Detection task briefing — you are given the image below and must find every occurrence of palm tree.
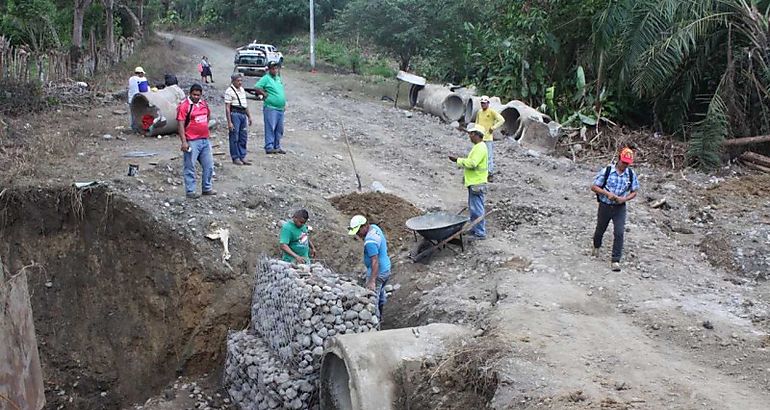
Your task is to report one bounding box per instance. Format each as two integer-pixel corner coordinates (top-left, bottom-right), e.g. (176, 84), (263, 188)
(594, 0), (770, 168)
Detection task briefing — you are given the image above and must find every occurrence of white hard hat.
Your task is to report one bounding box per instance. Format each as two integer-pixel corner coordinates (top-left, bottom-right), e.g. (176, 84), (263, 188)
(348, 215), (367, 235)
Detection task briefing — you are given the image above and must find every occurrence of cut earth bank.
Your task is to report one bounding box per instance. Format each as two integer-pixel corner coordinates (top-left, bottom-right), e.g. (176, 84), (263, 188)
(1, 33), (769, 409)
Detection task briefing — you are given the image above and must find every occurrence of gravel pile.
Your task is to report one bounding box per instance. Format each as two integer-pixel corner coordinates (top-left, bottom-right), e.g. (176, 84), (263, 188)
(225, 258), (379, 409)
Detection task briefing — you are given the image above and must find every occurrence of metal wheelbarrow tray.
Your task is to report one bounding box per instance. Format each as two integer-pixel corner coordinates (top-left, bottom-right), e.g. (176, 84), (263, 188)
(405, 212), (469, 261)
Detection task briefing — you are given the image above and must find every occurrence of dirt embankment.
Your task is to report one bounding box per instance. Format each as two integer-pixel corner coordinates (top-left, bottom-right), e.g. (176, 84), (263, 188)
(0, 186), (249, 409)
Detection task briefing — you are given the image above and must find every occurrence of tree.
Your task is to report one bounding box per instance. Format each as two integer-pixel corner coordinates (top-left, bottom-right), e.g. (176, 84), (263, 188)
(331, 0), (435, 70)
(72, 0), (93, 48)
(102, 0), (115, 57)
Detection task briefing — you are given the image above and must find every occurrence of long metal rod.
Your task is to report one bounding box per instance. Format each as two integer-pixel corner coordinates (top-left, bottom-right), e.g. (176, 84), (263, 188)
(341, 125), (362, 191)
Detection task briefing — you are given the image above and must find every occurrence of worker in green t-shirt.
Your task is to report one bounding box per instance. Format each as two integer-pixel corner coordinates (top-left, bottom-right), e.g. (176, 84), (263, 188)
(254, 61), (287, 155)
(279, 209), (316, 264)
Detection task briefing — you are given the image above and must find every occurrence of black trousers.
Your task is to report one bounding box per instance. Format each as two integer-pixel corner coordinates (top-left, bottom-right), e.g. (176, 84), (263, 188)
(593, 202), (627, 262)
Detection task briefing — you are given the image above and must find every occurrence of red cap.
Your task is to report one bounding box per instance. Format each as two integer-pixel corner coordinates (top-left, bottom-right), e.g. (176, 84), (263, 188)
(619, 148), (634, 164)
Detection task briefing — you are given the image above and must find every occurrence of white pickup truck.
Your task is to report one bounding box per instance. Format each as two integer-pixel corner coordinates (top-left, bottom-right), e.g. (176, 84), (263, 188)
(236, 42), (284, 66)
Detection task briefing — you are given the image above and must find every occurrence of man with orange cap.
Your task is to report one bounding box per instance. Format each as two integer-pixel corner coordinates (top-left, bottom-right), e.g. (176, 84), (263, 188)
(590, 147), (639, 271)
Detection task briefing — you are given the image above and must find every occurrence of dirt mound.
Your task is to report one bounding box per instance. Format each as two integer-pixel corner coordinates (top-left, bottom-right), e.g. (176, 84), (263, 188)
(395, 332), (506, 410)
(329, 192), (422, 250)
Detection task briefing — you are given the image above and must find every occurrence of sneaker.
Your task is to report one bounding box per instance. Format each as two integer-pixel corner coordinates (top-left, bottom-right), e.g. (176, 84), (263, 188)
(186, 192), (200, 199)
(266, 149), (277, 154)
(276, 149), (287, 154)
(232, 159), (244, 165)
(241, 158), (252, 165)
(611, 262), (621, 272)
(202, 190), (217, 196)
(591, 247), (600, 257)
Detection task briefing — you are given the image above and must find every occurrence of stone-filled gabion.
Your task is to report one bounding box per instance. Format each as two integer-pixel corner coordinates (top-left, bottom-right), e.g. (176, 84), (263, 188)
(225, 258), (379, 409)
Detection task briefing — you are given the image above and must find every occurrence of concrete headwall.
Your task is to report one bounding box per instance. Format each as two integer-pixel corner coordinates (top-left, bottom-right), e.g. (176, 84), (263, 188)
(0, 259), (45, 410)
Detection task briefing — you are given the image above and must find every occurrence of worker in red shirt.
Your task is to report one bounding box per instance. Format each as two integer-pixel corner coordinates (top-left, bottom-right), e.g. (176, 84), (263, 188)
(177, 83), (216, 199)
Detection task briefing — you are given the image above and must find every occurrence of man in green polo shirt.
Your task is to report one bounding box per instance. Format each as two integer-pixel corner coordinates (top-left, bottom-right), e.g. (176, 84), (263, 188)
(279, 209), (316, 264)
(254, 61), (287, 154)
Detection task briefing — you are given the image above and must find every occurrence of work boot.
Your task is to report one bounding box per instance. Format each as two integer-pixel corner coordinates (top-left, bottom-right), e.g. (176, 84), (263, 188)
(202, 190), (217, 196)
(276, 149), (287, 154)
(611, 261), (621, 272)
(241, 158), (252, 165)
(186, 192), (200, 199)
(232, 158), (244, 165)
(488, 173), (494, 183)
(591, 247), (600, 257)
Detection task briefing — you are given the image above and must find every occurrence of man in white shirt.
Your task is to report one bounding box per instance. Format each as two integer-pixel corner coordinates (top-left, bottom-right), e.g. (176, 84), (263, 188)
(224, 73), (253, 165)
(127, 66), (148, 132)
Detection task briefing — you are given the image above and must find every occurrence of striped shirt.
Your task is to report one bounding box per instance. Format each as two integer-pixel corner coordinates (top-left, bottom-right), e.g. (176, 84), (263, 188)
(593, 165), (639, 205)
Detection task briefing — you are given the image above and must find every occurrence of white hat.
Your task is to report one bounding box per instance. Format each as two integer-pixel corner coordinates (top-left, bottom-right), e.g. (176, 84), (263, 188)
(466, 123), (484, 134)
(134, 66), (145, 74)
(348, 215), (367, 236)
(480, 95), (490, 103)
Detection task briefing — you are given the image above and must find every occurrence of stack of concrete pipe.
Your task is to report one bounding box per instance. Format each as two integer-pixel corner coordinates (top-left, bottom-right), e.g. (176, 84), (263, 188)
(413, 84), (466, 123)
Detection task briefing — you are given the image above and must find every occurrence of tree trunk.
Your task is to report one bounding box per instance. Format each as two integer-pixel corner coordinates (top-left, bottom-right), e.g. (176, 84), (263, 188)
(102, 0), (115, 60)
(138, 0), (144, 22)
(739, 151), (770, 168)
(72, 0), (93, 48)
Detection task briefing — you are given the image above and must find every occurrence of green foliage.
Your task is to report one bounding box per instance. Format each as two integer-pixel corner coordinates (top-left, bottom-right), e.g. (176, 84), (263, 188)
(1, 0), (60, 50)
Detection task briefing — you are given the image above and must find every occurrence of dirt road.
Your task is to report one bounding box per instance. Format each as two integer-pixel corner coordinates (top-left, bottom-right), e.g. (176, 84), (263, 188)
(4, 33), (770, 409)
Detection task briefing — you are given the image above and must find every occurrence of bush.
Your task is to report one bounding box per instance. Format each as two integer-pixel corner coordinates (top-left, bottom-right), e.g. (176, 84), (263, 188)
(0, 79), (52, 116)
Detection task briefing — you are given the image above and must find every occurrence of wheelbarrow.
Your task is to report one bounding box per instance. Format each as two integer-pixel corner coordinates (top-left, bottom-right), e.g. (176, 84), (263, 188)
(406, 210), (494, 262)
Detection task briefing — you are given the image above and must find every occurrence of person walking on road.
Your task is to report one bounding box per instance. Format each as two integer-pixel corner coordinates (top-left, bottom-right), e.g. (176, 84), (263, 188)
(127, 66), (149, 131)
(474, 95), (505, 182)
(449, 124), (489, 239)
(225, 73), (253, 165)
(254, 61), (286, 154)
(200, 56), (213, 83)
(279, 209), (316, 264)
(177, 84), (216, 199)
(590, 147), (639, 271)
(348, 215), (391, 320)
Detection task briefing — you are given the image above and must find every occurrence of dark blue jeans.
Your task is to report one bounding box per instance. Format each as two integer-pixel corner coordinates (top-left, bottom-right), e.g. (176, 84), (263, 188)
(468, 185), (486, 237)
(263, 107), (284, 151)
(228, 111), (249, 160)
(593, 202), (627, 262)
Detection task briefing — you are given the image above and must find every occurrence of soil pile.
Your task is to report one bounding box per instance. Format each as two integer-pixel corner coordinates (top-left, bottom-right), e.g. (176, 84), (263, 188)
(329, 192), (422, 250)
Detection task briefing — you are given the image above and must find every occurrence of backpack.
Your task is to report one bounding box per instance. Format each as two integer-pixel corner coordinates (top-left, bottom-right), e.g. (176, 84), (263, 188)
(596, 165), (634, 203)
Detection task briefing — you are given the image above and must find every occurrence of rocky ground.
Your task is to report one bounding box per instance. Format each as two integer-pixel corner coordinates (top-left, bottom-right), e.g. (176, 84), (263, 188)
(2, 33), (769, 409)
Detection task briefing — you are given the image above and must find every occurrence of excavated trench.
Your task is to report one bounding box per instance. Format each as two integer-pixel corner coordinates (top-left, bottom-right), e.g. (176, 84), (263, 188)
(0, 186), (247, 409)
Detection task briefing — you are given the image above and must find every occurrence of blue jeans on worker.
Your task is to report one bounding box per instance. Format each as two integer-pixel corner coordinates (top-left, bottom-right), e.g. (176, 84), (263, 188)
(468, 184), (486, 238)
(228, 111), (249, 160)
(593, 202), (627, 262)
(183, 138), (214, 194)
(485, 141), (495, 173)
(373, 274), (389, 320)
(263, 107), (284, 152)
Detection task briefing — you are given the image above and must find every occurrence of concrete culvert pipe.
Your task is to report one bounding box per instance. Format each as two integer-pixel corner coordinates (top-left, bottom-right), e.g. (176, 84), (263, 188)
(408, 84), (423, 108)
(415, 84), (465, 122)
(130, 85), (186, 136)
(319, 323), (469, 410)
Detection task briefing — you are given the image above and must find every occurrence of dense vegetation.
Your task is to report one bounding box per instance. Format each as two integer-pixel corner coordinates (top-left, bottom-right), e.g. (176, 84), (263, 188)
(4, 0), (770, 167)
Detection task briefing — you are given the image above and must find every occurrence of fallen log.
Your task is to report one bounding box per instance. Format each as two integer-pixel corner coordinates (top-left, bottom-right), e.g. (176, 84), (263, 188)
(741, 160), (770, 173)
(723, 134), (770, 146)
(739, 151), (770, 168)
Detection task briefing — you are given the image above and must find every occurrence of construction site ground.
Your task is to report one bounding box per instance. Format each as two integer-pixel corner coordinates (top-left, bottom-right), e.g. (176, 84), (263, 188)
(2, 34), (770, 410)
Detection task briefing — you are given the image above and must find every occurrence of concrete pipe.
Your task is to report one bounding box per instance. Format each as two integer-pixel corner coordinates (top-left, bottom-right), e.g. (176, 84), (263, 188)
(464, 96), (502, 124)
(130, 85), (186, 136)
(408, 84), (423, 108)
(319, 323), (469, 410)
(415, 84), (465, 122)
